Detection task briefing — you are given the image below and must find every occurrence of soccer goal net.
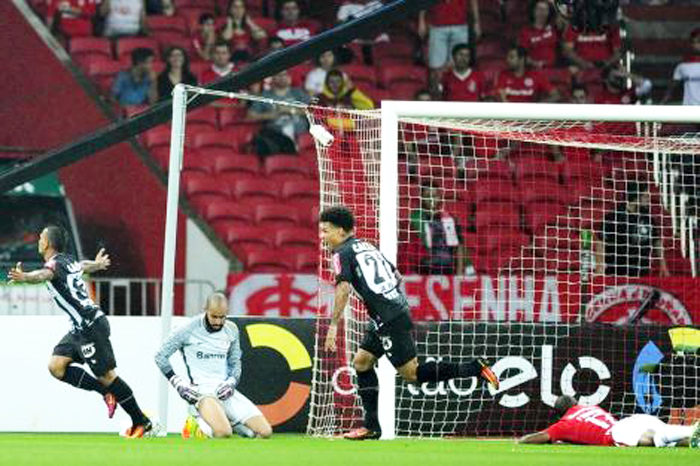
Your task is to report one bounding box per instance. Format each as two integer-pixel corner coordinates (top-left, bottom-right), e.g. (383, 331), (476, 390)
(305, 101), (700, 438)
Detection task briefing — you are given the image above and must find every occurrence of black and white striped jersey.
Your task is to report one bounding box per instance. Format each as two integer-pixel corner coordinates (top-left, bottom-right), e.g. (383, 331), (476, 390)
(44, 253), (103, 331)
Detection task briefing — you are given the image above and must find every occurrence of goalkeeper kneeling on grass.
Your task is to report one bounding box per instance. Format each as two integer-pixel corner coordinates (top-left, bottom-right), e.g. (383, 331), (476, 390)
(155, 292), (272, 439)
(520, 395), (700, 448)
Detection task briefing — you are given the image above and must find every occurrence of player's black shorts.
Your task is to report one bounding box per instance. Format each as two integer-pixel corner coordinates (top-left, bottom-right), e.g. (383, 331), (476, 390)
(53, 315), (117, 377)
(360, 313), (417, 368)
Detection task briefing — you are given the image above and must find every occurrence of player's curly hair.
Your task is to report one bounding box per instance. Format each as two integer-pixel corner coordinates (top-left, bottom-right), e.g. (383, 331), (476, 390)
(319, 206), (355, 232)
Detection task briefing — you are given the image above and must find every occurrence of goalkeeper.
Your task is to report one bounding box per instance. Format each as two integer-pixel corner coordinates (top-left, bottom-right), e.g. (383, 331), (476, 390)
(154, 292), (272, 439)
(320, 206), (499, 440)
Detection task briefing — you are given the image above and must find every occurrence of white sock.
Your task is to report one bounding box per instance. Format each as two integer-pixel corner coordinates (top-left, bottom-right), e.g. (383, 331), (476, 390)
(197, 418), (214, 438)
(653, 425), (693, 447)
(233, 423), (256, 438)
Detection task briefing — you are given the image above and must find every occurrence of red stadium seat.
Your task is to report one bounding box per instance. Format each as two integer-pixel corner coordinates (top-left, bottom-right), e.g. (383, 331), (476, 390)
(224, 226), (272, 254)
(255, 204), (300, 228)
(275, 227), (318, 250)
(523, 201), (567, 234)
(515, 156), (561, 185)
(142, 127), (172, 151)
(252, 16), (277, 35)
(246, 250), (292, 273)
(377, 64), (427, 89)
(464, 158), (513, 181)
(234, 179), (279, 203)
(214, 155), (260, 182)
(206, 202), (255, 235)
(146, 15), (188, 35)
(70, 37), (113, 63)
(295, 250), (318, 273)
(218, 124), (260, 152)
(343, 64), (377, 88)
(521, 180), (570, 206)
(187, 106), (220, 132)
(115, 37), (159, 61)
(475, 180), (518, 204)
(476, 41), (507, 60)
(534, 229), (580, 271)
(264, 155), (313, 181)
(281, 180), (320, 203)
(185, 177), (230, 212)
(183, 149), (214, 174)
(475, 203), (521, 231)
(296, 132), (316, 153)
(193, 131), (238, 151)
(218, 105), (249, 129)
(374, 42), (416, 61)
(86, 59), (123, 92)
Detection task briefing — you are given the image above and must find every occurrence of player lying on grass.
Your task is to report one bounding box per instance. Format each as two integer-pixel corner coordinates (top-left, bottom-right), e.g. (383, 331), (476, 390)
(7, 225), (154, 438)
(519, 395), (700, 447)
(319, 206), (500, 440)
(155, 292), (272, 439)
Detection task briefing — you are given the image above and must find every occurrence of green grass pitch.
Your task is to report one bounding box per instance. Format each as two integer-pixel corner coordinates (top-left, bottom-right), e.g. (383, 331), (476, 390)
(0, 433), (696, 466)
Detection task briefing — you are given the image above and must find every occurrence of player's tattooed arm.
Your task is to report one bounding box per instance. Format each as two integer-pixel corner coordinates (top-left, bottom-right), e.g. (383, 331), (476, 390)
(7, 262), (54, 284)
(324, 281), (352, 352)
(518, 431), (551, 444)
(81, 248), (111, 274)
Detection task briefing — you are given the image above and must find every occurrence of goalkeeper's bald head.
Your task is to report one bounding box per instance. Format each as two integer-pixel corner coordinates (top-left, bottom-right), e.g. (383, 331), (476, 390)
(554, 395), (577, 417)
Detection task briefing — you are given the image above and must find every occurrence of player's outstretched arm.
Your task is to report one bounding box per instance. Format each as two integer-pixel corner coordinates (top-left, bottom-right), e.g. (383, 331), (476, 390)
(7, 262), (54, 284)
(519, 431), (551, 444)
(81, 248), (111, 274)
(324, 281), (352, 352)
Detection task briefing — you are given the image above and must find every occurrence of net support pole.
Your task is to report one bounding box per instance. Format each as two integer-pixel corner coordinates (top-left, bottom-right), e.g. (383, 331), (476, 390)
(377, 103), (399, 440)
(158, 83), (188, 430)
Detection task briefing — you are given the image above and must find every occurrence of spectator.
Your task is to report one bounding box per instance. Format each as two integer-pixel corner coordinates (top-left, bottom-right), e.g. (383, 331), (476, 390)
(111, 47), (157, 106)
(593, 64), (652, 105)
(336, 1), (389, 64)
(305, 50), (339, 95)
(418, 0), (481, 89)
(316, 69), (374, 109)
(273, 0), (318, 47)
(221, 0), (268, 63)
(199, 41), (236, 85)
(518, 0), (559, 69)
(267, 36), (286, 53)
(157, 47), (198, 101)
(571, 83), (589, 104)
(662, 28), (700, 105)
(247, 70), (310, 155)
(562, 17), (621, 70)
(145, 0), (175, 16)
(46, 0), (99, 40)
(193, 13), (218, 62)
(441, 43), (485, 102)
(493, 46), (560, 102)
(595, 182), (669, 277)
(404, 181), (473, 276)
(414, 89), (432, 101)
(100, 0), (146, 38)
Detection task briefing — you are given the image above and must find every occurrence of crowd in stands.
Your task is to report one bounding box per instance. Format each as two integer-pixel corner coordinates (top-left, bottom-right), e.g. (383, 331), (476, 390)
(29, 0), (700, 276)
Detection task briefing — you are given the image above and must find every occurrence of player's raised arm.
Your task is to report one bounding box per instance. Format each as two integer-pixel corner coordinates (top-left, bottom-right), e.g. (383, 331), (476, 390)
(325, 281), (352, 352)
(81, 248), (111, 274)
(519, 431), (551, 444)
(7, 262), (54, 284)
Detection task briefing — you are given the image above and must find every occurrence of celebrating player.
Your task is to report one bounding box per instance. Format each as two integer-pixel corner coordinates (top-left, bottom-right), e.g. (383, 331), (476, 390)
(319, 206), (499, 440)
(519, 395), (700, 447)
(7, 225), (153, 437)
(154, 292), (272, 439)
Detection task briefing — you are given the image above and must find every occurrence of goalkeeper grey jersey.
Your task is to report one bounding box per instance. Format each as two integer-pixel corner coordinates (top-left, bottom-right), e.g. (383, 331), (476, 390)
(155, 314), (242, 388)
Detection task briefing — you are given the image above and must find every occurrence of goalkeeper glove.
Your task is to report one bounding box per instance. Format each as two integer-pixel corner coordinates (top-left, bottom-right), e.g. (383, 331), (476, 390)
(216, 382), (235, 401)
(169, 375), (201, 405)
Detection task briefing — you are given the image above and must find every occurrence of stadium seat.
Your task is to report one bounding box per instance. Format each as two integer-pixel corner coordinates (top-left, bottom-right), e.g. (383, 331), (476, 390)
(219, 105), (249, 129)
(255, 204), (300, 228)
(281, 180), (320, 203)
(187, 106), (220, 132)
(464, 158), (512, 181)
(246, 250), (292, 273)
(374, 42), (416, 61)
(289, 63), (314, 87)
(476, 41), (507, 60)
(115, 37), (159, 61)
(515, 156), (561, 185)
(275, 227), (318, 250)
(182, 149), (214, 174)
(214, 156), (260, 182)
(534, 230), (580, 271)
(475, 180), (519, 204)
(233, 179), (279, 203)
(523, 201), (567, 234)
(343, 64), (377, 88)
(142, 127), (172, 151)
(70, 37), (113, 64)
(185, 177), (230, 212)
(146, 15), (188, 35)
(264, 155), (313, 181)
(224, 226), (272, 254)
(295, 250), (318, 273)
(475, 203), (521, 231)
(252, 16), (277, 35)
(218, 124), (260, 152)
(86, 59), (122, 94)
(206, 202), (255, 234)
(296, 132), (316, 153)
(377, 64), (427, 89)
(521, 180), (570, 206)
(193, 131), (238, 151)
